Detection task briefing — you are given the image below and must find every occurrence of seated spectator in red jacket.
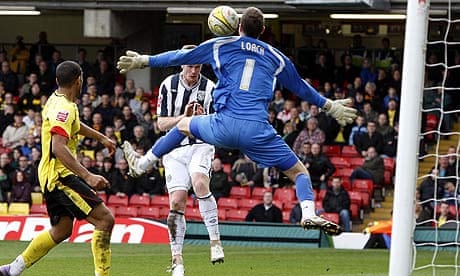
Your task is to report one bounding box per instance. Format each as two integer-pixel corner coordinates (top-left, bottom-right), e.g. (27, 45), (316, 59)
(8, 171), (32, 205)
(245, 191), (282, 223)
(304, 143), (335, 191)
(350, 146), (384, 185)
(323, 177), (351, 232)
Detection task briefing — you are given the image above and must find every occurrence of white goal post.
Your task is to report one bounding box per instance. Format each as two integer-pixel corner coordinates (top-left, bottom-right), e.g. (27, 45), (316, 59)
(389, 0), (430, 275)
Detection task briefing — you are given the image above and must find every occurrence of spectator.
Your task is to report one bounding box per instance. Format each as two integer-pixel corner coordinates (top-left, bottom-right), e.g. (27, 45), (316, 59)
(29, 147), (41, 192)
(124, 79), (136, 99)
(91, 112), (105, 133)
(388, 69), (402, 95)
(0, 61), (19, 95)
(209, 158), (230, 200)
(112, 115), (130, 144)
(245, 191), (282, 223)
(360, 58), (377, 86)
(8, 171), (32, 205)
(2, 111), (29, 148)
(129, 87), (144, 116)
(304, 143), (335, 191)
(437, 201), (455, 228)
(289, 202), (302, 224)
(315, 52), (334, 85)
(441, 181), (458, 206)
(349, 114), (368, 146)
(29, 31), (55, 62)
(297, 141), (311, 164)
(19, 83), (42, 113)
(76, 48), (93, 81)
(37, 60), (54, 95)
(286, 106), (301, 131)
(131, 125), (152, 153)
(19, 73), (38, 97)
(80, 105), (93, 126)
(87, 84), (101, 109)
(350, 146), (384, 185)
(417, 168), (442, 211)
(15, 154), (33, 182)
(348, 77), (364, 98)
(50, 50), (64, 75)
(268, 108), (284, 136)
(282, 122), (298, 149)
(0, 153), (13, 176)
(293, 117), (325, 155)
(375, 38), (395, 70)
(364, 82), (381, 113)
(22, 109), (36, 129)
(349, 35), (369, 67)
(336, 53), (360, 87)
(99, 157), (116, 195)
(383, 86), (400, 111)
(0, 104), (15, 134)
(362, 102), (378, 123)
(232, 155), (261, 187)
(276, 100), (294, 123)
(94, 93), (116, 127)
(354, 120), (384, 156)
(110, 158), (135, 196)
(415, 200), (433, 227)
(0, 168), (10, 202)
(322, 177), (351, 232)
(94, 59), (115, 94)
(121, 105), (138, 133)
(376, 113), (397, 158)
(308, 104), (340, 145)
(298, 101), (310, 122)
(437, 156), (456, 182)
(9, 35), (30, 76)
(447, 145), (458, 169)
(385, 99), (399, 127)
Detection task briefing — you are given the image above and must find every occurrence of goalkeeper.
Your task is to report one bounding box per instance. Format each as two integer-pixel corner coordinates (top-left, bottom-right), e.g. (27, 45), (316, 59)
(117, 7), (356, 235)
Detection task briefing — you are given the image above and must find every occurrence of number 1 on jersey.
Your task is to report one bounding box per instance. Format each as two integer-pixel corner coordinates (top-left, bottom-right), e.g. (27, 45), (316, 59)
(240, 59), (255, 91)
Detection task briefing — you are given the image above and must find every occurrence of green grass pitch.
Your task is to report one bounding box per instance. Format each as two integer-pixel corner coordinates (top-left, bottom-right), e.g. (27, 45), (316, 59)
(0, 241), (456, 275)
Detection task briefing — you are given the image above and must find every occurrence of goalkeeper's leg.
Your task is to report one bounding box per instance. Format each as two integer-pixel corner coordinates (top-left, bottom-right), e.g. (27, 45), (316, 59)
(283, 161), (343, 236)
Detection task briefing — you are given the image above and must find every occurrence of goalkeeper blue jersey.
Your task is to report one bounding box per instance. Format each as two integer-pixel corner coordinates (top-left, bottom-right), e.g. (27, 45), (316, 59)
(148, 36), (326, 122)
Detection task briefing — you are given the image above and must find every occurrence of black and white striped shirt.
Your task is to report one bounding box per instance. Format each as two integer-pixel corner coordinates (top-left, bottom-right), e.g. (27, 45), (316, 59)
(157, 72), (215, 145)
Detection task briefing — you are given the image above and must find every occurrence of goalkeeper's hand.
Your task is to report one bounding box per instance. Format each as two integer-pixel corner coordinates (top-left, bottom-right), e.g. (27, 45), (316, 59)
(117, 50), (149, 74)
(323, 98), (357, 126)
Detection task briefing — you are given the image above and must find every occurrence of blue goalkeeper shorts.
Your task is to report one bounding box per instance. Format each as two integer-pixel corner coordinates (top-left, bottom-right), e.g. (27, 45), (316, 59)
(190, 112), (298, 171)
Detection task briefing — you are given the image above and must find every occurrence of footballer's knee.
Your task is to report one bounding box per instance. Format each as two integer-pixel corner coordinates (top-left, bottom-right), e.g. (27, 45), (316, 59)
(88, 204), (115, 232)
(49, 216), (73, 243)
(192, 173), (210, 197)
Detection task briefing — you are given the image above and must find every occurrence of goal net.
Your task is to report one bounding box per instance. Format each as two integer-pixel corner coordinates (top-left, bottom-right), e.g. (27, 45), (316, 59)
(414, 0), (460, 274)
(390, 0), (460, 275)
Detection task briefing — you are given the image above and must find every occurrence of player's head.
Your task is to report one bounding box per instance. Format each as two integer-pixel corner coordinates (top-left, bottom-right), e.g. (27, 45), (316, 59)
(181, 45), (202, 85)
(240, 7), (265, 39)
(56, 60), (83, 96)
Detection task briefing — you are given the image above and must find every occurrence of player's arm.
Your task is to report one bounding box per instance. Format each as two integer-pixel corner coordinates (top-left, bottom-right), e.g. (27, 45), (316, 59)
(277, 58), (357, 126)
(158, 102), (202, 131)
(51, 134), (108, 190)
(79, 122), (116, 156)
(117, 40), (215, 73)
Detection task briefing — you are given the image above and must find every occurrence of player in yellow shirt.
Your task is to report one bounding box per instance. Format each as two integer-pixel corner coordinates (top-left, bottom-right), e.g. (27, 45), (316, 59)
(0, 61), (116, 276)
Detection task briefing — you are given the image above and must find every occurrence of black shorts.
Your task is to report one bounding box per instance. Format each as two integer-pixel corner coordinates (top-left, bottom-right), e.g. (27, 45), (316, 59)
(44, 175), (103, 225)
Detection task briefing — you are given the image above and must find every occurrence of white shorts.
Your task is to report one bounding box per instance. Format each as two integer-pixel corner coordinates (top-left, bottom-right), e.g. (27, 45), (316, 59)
(162, 143), (215, 193)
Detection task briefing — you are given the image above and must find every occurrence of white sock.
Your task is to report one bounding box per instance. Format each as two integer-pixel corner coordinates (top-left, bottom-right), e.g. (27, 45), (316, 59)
(139, 151), (157, 171)
(300, 200), (316, 220)
(198, 194), (220, 241)
(9, 255), (26, 276)
(167, 211), (186, 256)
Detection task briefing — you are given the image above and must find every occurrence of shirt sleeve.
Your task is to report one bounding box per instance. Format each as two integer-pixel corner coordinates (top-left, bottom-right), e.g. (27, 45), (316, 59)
(148, 39), (215, 67)
(276, 55), (327, 107)
(47, 104), (75, 139)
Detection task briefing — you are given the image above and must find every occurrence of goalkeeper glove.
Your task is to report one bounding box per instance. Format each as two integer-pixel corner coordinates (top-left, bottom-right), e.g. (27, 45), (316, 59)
(322, 98), (357, 126)
(117, 50), (149, 74)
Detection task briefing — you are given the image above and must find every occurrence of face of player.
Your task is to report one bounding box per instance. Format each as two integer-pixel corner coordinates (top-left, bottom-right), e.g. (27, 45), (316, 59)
(182, 64), (202, 86)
